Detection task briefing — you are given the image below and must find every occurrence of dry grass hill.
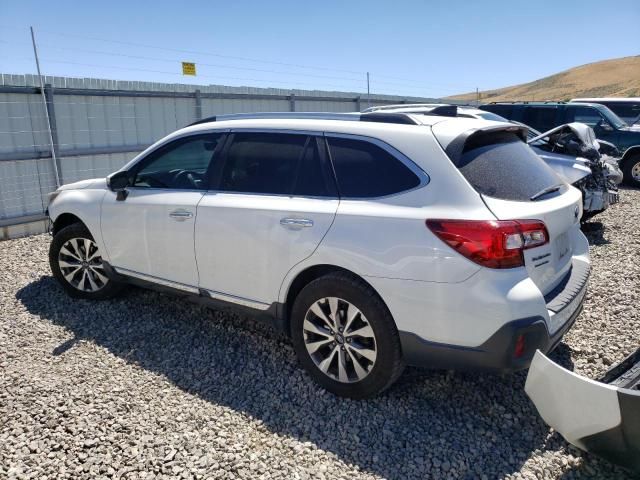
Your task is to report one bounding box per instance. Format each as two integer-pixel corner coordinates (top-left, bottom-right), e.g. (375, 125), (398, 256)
(447, 55), (640, 103)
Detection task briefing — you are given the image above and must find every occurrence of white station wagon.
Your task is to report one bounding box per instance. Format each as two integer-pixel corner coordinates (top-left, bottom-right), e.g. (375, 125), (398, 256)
(47, 111), (590, 398)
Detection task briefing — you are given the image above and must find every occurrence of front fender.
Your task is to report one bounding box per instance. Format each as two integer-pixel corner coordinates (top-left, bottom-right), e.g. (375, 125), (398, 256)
(622, 145), (640, 162)
(48, 188), (109, 261)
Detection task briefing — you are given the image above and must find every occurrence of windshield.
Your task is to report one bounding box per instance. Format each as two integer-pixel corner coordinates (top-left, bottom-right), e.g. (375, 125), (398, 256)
(593, 104), (627, 129)
(475, 111), (508, 122)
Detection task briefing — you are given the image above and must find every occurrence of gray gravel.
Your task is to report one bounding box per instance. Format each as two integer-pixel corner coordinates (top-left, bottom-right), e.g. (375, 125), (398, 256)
(1, 187), (639, 480)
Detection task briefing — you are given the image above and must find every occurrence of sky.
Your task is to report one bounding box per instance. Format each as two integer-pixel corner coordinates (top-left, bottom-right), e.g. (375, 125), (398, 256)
(1, 0), (639, 98)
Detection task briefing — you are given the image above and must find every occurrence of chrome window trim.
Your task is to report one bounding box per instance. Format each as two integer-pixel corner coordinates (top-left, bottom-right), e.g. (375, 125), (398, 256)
(122, 128), (230, 174)
(112, 267), (270, 310)
(113, 267), (200, 294)
(202, 289), (271, 311)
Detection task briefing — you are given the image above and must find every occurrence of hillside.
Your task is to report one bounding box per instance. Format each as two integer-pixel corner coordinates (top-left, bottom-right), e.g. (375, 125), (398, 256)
(447, 55), (640, 103)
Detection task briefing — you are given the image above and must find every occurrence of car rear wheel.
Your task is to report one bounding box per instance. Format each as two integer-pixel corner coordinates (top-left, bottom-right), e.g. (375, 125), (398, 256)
(290, 272), (404, 398)
(622, 153), (640, 188)
(49, 223), (124, 300)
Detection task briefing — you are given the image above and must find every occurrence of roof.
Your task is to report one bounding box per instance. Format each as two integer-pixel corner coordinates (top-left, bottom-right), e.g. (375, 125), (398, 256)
(571, 97), (640, 103)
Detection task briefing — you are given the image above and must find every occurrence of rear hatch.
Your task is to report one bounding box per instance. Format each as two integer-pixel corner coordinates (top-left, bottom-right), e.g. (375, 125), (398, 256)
(433, 122), (582, 295)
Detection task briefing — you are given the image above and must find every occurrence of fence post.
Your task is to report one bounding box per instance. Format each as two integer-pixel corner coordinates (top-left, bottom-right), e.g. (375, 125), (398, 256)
(194, 89), (202, 120)
(289, 93), (296, 112)
(356, 96), (362, 112)
(43, 83), (62, 185)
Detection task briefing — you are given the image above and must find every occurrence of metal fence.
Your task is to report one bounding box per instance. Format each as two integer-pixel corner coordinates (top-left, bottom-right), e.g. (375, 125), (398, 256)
(0, 73), (443, 239)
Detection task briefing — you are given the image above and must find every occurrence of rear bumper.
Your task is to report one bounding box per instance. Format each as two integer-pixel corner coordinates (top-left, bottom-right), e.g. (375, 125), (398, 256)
(400, 259), (589, 372)
(525, 349), (640, 472)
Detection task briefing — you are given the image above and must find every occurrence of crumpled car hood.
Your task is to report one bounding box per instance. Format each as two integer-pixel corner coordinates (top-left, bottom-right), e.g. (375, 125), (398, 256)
(529, 122), (601, 151)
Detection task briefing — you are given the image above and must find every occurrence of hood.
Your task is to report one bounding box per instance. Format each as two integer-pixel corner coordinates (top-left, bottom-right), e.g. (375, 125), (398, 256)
(530, 122), (600, 149)
(58, 178), (107, 191)
(529, 123), (601, 162)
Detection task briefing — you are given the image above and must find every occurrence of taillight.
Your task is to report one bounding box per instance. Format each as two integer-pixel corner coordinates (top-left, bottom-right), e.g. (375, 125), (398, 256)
(425, 219), (549, 269)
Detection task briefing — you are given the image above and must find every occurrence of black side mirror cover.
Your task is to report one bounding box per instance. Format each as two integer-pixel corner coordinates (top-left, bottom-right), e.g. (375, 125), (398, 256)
(107, 171), (131, 191)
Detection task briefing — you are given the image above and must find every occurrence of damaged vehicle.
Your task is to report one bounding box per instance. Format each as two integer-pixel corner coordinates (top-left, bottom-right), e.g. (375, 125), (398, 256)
(525, 122), (623, 220)
(525, 348), (640, 472)
(364, 105), (622, 220)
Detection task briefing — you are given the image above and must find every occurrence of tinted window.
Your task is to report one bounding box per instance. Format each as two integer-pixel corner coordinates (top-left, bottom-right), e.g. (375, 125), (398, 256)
(522, 106), (557, 132)
(327, 137), (421, 197)
(134, 134), (223, 190)
(220, 133), (335, 196)
(567, 106), (603, 127)
(480, 104), (514, 118)
(293, 138), (337, 197)
(602, 102), (639, 123)
(455, 132), (563, 202)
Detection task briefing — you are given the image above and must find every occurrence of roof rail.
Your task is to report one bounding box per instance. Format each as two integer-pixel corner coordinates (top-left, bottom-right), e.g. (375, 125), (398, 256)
(487, 101), (567, 105)
(188, 111), (421, 127)
(363, 103), (458, 118)
(363, 103), (441, 112)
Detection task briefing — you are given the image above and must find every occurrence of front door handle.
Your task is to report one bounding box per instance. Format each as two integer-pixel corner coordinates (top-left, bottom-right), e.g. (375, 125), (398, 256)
(169, 209), (194, 221)
(280, 217), (314, 229)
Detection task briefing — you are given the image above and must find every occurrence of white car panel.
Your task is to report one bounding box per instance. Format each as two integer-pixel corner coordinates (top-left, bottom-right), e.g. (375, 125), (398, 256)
(480, 187), (583, 296)
(47, 183), (109, 260)
(195, 193), (339, 304)
(100, 188), (204, 287)
(525, 350), (621, 446)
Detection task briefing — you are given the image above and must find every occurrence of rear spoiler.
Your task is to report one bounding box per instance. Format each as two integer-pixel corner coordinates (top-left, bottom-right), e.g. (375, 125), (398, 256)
(444, 125), (528, 165)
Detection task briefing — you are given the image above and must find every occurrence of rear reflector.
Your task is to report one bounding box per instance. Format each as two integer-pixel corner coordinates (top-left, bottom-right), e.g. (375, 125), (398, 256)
(426, 219), (549, 269)
(514, 334), (526, 358)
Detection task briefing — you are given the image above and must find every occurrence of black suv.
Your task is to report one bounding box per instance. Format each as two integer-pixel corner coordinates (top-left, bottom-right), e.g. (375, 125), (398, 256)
(479, 102), (640, 187)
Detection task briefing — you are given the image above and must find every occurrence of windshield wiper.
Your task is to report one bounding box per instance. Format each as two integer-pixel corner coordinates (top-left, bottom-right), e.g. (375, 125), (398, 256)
(530, 184), (563, 201)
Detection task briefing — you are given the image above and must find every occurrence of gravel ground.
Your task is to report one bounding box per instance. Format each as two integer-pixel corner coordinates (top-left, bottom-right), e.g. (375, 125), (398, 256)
(1, 187), (638, 480)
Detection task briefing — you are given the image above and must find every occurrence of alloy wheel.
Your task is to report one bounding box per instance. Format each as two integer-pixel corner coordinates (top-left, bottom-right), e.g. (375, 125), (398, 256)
(303, 297), (377, 383)
(632, 160), (640, 182)
(58, 237), (109, 292)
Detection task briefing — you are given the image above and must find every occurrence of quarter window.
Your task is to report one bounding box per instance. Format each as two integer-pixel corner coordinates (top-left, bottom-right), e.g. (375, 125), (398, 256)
(327, 137), (421, 197)
(133, 134), (223, 190)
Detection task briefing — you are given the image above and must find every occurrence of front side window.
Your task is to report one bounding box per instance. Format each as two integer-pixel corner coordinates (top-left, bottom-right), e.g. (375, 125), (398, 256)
(133, 133), (224, 190)
(219, 132), (336, 196)
(327, 137), (421, 198)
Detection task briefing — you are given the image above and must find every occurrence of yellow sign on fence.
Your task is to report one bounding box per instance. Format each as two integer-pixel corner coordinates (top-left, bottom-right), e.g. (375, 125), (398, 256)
(182, 62), (196, 76)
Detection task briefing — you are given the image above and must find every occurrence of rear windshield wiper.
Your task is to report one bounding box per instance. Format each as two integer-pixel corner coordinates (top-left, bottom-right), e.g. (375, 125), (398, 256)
(530, 184), (563, 201)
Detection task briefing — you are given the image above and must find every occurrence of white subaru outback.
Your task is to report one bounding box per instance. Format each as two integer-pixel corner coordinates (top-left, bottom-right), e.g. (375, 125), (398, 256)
(47, 111), (590, 398)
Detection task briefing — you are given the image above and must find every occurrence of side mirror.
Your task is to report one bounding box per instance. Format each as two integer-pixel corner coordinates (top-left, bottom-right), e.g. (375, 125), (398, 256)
(598, 120), (613, 132)
(107, 171), (131, 200)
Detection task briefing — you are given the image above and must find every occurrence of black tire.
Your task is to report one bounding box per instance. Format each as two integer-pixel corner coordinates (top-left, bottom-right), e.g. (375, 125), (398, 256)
(290, 272), (404, 399)
(622, 153), (640, 188)
(49, 222), (124, 300)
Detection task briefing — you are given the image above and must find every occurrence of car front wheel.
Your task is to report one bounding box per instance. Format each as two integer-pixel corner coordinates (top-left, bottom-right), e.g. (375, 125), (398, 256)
(290, 272), (404, 399)
(622, 153), (640, 188)
(49, 223), (124, 300)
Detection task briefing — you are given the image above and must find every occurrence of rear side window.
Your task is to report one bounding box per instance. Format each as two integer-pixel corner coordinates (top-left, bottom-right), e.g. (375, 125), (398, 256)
(522, 106), (557, 132)
(455, 132), (562, 202)
(480, 104), (513, 119)
(327, 137), (420, 197)
(220, 133), (336, 196)
(567, 106), (603, 127)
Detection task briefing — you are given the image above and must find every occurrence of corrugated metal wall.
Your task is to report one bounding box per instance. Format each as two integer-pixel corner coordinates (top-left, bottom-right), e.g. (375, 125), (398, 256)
(0, 73), (441, 239)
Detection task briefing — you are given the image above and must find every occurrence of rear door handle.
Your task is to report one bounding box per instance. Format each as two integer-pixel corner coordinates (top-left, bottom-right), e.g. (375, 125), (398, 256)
(169, 209), (194, 221)
(280, 217), (314, 229)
